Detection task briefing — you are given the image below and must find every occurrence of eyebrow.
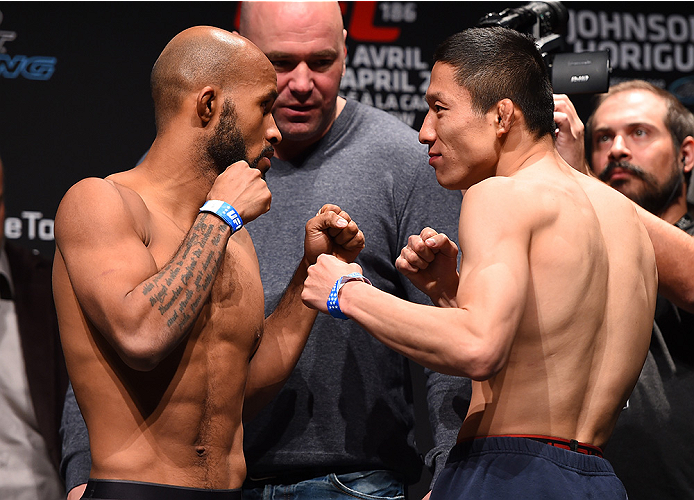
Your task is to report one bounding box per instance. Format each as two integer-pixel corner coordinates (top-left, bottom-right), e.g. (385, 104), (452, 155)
(265, 49), (339, 60)
(425, 90), (443, 104)
(594, 121), (656, 133)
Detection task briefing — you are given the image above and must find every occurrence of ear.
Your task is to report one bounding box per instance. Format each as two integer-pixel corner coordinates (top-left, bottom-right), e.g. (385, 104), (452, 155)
(196, 86), (217, 126)
(680, 136), (694, 175)
(495, 98), (515, 137)
(341, 29), (348, 77)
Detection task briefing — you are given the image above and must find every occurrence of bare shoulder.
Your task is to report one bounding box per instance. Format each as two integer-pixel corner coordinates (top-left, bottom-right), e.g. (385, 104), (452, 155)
(461, 175), (551, 226)
(460, 177), (520, 225)
(457, 177), (545, 258)
(462, 176), (524, 212)
(572, 171), (655, 276)
(572, 170), (641, 224)
(572, 170), (623, 202)
(55, 176), (150, 247)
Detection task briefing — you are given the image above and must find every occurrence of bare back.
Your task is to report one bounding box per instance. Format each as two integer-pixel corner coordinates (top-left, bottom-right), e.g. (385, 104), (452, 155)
(53, 169), (265, 488)
(458, 155), (657, 448)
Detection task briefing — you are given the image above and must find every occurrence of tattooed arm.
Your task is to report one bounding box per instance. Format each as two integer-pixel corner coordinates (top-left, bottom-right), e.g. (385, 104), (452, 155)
(53, 162), (270, 371)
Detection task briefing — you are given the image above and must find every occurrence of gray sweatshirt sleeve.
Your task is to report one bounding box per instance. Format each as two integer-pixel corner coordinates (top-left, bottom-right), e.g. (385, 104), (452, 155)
(60, 383), (91, 492)
(390, 143), (472, 488)
(423, 369), (471, 488)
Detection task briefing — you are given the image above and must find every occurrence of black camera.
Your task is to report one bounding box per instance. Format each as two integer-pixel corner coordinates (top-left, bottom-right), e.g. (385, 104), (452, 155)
(477, 1), (611, 95)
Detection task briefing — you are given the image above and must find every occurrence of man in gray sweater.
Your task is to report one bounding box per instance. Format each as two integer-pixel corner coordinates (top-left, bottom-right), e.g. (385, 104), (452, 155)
(239, 3), (466, 498)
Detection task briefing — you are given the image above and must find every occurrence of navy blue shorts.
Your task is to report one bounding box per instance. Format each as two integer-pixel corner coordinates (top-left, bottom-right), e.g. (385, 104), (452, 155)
(82, 479), (242, 499)
(431, 436), (627, 500)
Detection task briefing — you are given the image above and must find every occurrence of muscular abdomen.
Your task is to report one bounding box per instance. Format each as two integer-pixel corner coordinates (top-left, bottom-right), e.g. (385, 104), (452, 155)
(63, 232), (265, 489)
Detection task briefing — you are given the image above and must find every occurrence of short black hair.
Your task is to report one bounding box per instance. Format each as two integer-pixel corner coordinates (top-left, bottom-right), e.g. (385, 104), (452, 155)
(434, 26), (556, 140)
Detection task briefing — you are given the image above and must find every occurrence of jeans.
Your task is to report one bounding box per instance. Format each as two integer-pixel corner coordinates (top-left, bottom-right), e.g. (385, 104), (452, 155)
(242, 470), (405, 500)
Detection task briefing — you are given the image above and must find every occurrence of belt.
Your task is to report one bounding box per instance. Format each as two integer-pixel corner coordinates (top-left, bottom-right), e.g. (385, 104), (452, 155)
(513, 434), (604, 457)
(461, 434), (604, 458)
(83, 479), (242, 499)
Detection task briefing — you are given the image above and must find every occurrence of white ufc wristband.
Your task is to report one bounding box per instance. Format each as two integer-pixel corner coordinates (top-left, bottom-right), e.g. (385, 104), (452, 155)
(200, 200), (243, 233)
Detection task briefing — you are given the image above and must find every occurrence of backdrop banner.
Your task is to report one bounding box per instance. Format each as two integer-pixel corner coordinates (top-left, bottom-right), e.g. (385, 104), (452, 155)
(2, 1), (692, 254)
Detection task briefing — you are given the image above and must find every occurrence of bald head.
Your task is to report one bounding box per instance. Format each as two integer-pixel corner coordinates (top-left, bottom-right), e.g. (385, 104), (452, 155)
(239, 2), (344, 44)
(238, 2), (347, 154)
(151, 26), (269, 132)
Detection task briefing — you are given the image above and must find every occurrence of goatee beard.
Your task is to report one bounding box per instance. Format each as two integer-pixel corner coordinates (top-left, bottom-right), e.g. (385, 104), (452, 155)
(599, 160), (683, 216)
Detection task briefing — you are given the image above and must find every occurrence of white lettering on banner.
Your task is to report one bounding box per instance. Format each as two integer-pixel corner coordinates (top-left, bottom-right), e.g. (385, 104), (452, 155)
(571, 40), (694, 72)
(378, 2), (417, 23)
(4, 212), (54, 241)
(4, 218), (21, 238)
(567, 9), (694, 73)
(343, 91), (428, 111)
(342, 68), (418, 92)
(351, 45), (428, 69)
(343, 43), (430, 126)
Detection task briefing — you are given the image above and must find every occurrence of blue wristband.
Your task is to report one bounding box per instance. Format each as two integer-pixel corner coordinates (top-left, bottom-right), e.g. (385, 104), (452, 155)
(200, 200), (243, 233)
(327, 272), (372, 320)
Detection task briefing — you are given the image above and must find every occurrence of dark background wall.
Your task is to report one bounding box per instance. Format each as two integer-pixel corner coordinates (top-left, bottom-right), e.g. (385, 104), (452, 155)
(4, 2), (694, 257)
(2, 2), (693, 497)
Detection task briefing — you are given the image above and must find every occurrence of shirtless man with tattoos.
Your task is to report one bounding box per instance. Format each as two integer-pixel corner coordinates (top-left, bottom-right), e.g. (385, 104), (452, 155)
(52, 26), (363, 500)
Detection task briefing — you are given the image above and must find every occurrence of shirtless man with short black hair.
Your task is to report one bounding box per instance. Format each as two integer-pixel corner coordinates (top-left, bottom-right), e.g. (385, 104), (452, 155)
(302, 26), (657, 499)
(53, 26), (364, 500)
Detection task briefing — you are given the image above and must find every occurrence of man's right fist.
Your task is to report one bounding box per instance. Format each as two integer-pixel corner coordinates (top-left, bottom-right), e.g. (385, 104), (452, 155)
(207, 160), (272, 225)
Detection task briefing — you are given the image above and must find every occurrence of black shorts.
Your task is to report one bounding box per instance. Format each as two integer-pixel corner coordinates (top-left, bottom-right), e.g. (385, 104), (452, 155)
(431, 436), (627, 500)
(82, 479), (242, 500)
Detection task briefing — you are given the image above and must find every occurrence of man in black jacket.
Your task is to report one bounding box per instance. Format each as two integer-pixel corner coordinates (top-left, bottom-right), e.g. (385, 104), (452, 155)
(0, 153), (69, 499)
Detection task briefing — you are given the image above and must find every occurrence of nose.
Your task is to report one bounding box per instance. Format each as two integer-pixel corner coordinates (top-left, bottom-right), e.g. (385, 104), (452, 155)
(608, 134), (631, 162)
(266, 114), (282, 145)
(287, 62), (314, 97)
(419, 111), (436, 145)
